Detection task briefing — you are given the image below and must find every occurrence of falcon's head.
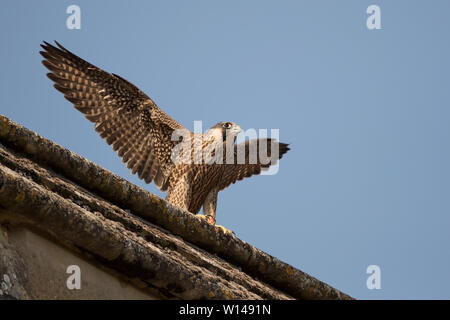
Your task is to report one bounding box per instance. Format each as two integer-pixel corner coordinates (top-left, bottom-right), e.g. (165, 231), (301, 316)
(208, 121), (242, 142)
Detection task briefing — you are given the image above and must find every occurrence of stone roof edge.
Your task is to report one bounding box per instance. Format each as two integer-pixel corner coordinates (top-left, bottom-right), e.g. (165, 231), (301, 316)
(0, 114), (353, 300)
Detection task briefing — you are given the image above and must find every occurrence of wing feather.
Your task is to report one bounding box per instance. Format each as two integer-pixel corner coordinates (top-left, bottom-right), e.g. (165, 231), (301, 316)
(218, 139), (289, 191)
(40, 41), (187, 190)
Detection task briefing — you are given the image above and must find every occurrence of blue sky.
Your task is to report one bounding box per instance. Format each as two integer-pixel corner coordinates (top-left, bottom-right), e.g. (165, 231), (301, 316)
(1, 1), (449, 299)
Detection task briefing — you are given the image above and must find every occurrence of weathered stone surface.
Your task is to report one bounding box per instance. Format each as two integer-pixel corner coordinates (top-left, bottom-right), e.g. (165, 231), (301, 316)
(0, 225), (158, 299)
(0, 114), (353, 300)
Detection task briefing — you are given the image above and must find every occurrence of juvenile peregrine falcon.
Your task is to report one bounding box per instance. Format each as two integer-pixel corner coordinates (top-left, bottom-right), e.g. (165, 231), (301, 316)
(40, 41), (290, 232)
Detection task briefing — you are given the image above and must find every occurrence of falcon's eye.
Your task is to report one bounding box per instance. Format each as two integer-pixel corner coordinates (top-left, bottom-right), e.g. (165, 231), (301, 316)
(223, 122), (232, 129)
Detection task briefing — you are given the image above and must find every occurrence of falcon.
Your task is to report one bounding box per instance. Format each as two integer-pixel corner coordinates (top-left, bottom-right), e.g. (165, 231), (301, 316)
(40, 41), (290, 233)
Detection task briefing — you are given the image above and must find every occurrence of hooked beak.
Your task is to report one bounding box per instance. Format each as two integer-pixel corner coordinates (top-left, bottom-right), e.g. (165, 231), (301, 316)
(234, 125), (242, 134)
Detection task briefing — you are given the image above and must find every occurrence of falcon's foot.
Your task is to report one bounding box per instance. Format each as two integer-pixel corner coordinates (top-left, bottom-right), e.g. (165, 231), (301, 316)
(196, 214), (215, 225)
(215, 224), (233, 235)
(196, 214), (234, 235)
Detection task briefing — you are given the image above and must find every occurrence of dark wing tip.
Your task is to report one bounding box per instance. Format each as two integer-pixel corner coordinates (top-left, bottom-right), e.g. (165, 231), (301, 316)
(279, 142), (290, 158)
(40, 40), (56, 51)
(54, 40), (68, 51)
(41, 60), (55, 71)
(40, 40), (68, 57)
(53, 84), (70, 94)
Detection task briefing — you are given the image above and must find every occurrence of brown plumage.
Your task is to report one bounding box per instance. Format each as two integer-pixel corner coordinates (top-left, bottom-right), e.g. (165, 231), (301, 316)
(40, 41), (290, 228)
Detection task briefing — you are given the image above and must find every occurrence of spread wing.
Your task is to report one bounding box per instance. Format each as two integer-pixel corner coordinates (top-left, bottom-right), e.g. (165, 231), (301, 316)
(218, 139), (290, 191)
(40, 41), (186, 191)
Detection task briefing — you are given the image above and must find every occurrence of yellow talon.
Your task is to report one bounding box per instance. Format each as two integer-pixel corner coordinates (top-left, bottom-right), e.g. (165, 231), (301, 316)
(196, 214), (215, 225)
(196, 214), (233, 234)
(215, 224), (233, 235)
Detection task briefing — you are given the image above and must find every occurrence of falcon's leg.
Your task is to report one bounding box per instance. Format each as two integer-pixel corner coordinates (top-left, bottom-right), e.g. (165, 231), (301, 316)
(202, 187), (218, 224)
(201, 188), (233, 235)
(166, 179), (191, 212)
